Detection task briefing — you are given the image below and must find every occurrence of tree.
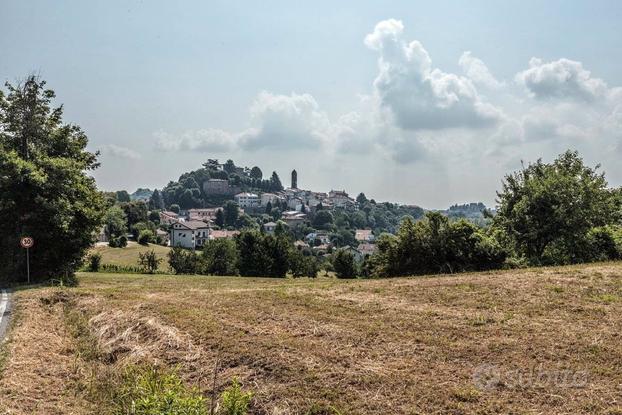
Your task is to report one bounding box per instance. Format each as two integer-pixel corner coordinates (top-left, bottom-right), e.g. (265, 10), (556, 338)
(250, 166), (263, 180)
(203, 238), (238, 275)
(104, 205), (127, 240)
(0, 76), (104, 283)
(223, 159), (236, 174)
(223, 201), (239, 227)
(116, 190), (131, 203)
(138, 250), (161, 274)
(149, 189), (164, 210)
(213, 208), (224, 228)
(494, 150), (619, 264)
(356, 192), (368, 205)
(236, 230), (271, 276)
(168, 247), (199, 274)
(137, 229), (155, 245)
(333, 249), (357, 279)
(313, 210), (333, 229)
(270, 171), (283, 192)
(121, 200), (148, 228)
(265, 201), (272, 214)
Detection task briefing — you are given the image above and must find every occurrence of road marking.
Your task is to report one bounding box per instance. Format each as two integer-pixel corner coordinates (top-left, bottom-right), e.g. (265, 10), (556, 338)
(0, 290), (7, 329)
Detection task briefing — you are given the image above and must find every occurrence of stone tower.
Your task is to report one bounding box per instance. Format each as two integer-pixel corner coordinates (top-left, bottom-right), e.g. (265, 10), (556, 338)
(291, 169), (298, 189)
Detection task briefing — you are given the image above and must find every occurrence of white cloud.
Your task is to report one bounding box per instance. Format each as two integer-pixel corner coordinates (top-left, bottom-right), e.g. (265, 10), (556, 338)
(100, 144), (141, 160)
(155, 128), (239, 152)
(364, 19), (503, 131)
(459, 51), (504, 89)
(515, 58), (608, 101)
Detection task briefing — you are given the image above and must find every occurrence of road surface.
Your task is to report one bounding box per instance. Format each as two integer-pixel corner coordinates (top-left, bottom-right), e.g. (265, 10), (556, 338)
(0, 289), (11, 343)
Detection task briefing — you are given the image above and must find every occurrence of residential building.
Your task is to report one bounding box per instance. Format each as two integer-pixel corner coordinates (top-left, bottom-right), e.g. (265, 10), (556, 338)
(209, 230), (240, 240)
(159, 211), (179, 225)
(188, 208), (221, 222)
(329, 190), (355, 208)
(357, 243), (377, 258)
(355, 229), (375, 242)
(234, 192), (260, 208)
(169, 220), (210, 249)
(281, 211), (307, 227)
(260, 193), (280, 206)
(305, 231), (331, 245)
(263, 221), (277, 234)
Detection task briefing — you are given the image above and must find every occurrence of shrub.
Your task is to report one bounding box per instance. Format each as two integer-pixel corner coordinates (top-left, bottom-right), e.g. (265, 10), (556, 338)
(219, 378), (252, 415)
(86, 252), (102, 272)
(137, 229), (155, 245)
(108, 235), (128, 248)
(203, 239), (238, 276)
(289, 249), (319, 278)
(115, 366), (207, 415)
(138, 250), (162, 274)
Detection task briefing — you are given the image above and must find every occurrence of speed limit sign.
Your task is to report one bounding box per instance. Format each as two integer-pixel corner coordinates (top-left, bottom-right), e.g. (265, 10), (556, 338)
(20, 237), (34, 249)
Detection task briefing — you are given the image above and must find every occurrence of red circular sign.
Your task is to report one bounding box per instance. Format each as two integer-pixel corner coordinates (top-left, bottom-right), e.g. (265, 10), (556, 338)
(20, 237), (34, 248)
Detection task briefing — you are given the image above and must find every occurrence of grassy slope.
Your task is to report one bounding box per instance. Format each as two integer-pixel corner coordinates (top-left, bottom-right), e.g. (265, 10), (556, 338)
(2, 263), (622, 414)
(89, 241), (171, 271)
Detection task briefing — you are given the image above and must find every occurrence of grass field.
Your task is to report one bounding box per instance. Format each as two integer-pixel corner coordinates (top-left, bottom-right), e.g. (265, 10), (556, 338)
(1, 263), (622, 414)
(88, 241), (171, 271)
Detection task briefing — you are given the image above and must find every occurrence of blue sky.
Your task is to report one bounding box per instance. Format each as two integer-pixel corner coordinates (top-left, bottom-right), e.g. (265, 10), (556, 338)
(2, 1), (621, 208)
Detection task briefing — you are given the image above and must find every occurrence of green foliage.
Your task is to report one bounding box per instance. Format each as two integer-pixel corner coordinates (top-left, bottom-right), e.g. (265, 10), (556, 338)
(138, 229), (155, 245)
(215, 209), (225, 228)
(109, 235), (128, 248)
(372, 213), (506, 277)
(116, 190), (130, 203)
(218, 378), (252, 415)
(332, 249), (357, 279)
(203, 238), (238, 275)
(138, 250), (162, 274)
(0, 76), (104, 283)
(235, 230), (290, 277)
(86, 252), (102, 272)
(289, 249), (319, 278)
(223, 201), (239, 227)
(170, 204), (180, 214)
(249, 166), (262, 180)
(494, 150), (619, 265)
(313, 210), (333, 229)
(104, 205), (128, 240)
(121, 201), (149, 229)
(115, 366), (207, 415)
(168, 247), (200, 274)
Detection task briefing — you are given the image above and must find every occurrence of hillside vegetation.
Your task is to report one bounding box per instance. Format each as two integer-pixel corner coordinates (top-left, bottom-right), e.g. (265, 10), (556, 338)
(1, 263), (621, 414)
(88, 242), (171, 271)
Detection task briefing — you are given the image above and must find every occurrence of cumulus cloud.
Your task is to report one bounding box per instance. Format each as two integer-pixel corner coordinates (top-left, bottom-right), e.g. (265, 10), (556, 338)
(364, 19), (503, 130)
(515, 58), (608, 101)
(459, 51), (504, 89)
(240, 91), (330, 150)
(155, 129), (238, 152)
(100, 144), (141, 160)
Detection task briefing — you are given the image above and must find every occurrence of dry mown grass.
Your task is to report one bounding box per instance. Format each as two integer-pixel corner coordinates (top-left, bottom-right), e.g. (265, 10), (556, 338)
(1, 262), (622, 414)
(88, 241), (171, 271)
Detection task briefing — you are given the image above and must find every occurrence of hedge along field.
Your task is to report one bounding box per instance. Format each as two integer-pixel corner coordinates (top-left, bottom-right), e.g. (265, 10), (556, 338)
(1, 263), (621, 414)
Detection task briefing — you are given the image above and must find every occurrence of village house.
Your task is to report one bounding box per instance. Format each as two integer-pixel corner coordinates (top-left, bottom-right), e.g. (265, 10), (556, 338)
(209, 230), (240, 240)
(305, 231), (331, 245)
(234, 192), (260, 208)
(169, 220), (210, 249)
(357, 242), (377, 258)
(355, 229), (375, 242)
(263, 221), (277, 234)
(260, 192), (280, 207)
(281, 211), (307, 227)
(187, 208), (221, 223)
(159, 210), (179, 225)
(329, 190), (355, 209)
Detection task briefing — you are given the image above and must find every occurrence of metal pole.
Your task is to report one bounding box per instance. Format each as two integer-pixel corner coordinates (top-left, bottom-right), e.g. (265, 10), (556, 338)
(26, 247), (30, 284)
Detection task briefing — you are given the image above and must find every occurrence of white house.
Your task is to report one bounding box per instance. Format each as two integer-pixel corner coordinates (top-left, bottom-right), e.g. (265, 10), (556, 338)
(260, 193), (280, 206)
(355, 229), (375, 242)
(234, 192), (260, 208)
(263, 221), (277, 234)
(169, 220), (210, 249)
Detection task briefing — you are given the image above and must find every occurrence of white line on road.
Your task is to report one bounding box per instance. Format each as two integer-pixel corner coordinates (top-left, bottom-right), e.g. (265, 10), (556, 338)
(0, 290), (8, 329)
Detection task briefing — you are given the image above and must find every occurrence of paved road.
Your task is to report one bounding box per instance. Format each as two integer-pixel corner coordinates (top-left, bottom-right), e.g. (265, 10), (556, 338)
(0, 289), (11, 343)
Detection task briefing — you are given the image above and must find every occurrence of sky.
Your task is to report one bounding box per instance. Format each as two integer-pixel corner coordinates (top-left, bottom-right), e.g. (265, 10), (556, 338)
(2, 1), (621, 209)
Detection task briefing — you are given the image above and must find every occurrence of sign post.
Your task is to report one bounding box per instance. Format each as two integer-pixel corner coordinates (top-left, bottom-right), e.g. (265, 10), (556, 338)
(20, 237), (34, 284)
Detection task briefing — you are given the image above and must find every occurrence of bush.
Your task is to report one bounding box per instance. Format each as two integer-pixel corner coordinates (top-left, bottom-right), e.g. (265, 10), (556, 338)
(86, 252), (102, 272)
(137, 229), (155, 245)
(289, 249), (319, 278)
(219, 378), (252, 415)
(203, 239), (238, 276)
(108, 235), (128, 248)
(115, 366), (207, 415)
(138, 250), (162, 274)
(332, 249), (357, 279)
(168, 247), (200, 274)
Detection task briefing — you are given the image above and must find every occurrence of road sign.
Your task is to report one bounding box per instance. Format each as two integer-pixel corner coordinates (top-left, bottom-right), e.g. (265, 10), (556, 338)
(20, 237), (34, 284)
(20, 237), (34, 249)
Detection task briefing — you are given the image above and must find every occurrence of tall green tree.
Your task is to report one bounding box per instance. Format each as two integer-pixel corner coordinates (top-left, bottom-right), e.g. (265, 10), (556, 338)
(223, 201), (239, 227)
(250, 166), (263, 180)
(203, 238), (238, 275)
(494, 150), (619, 264)
(269, 171), (283, 192)
(0, 76), (103, 283)
(104, 205), (127, 240)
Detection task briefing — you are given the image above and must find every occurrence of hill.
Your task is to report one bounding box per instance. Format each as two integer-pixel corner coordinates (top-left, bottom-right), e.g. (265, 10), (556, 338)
(1, 263), (621, 414)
